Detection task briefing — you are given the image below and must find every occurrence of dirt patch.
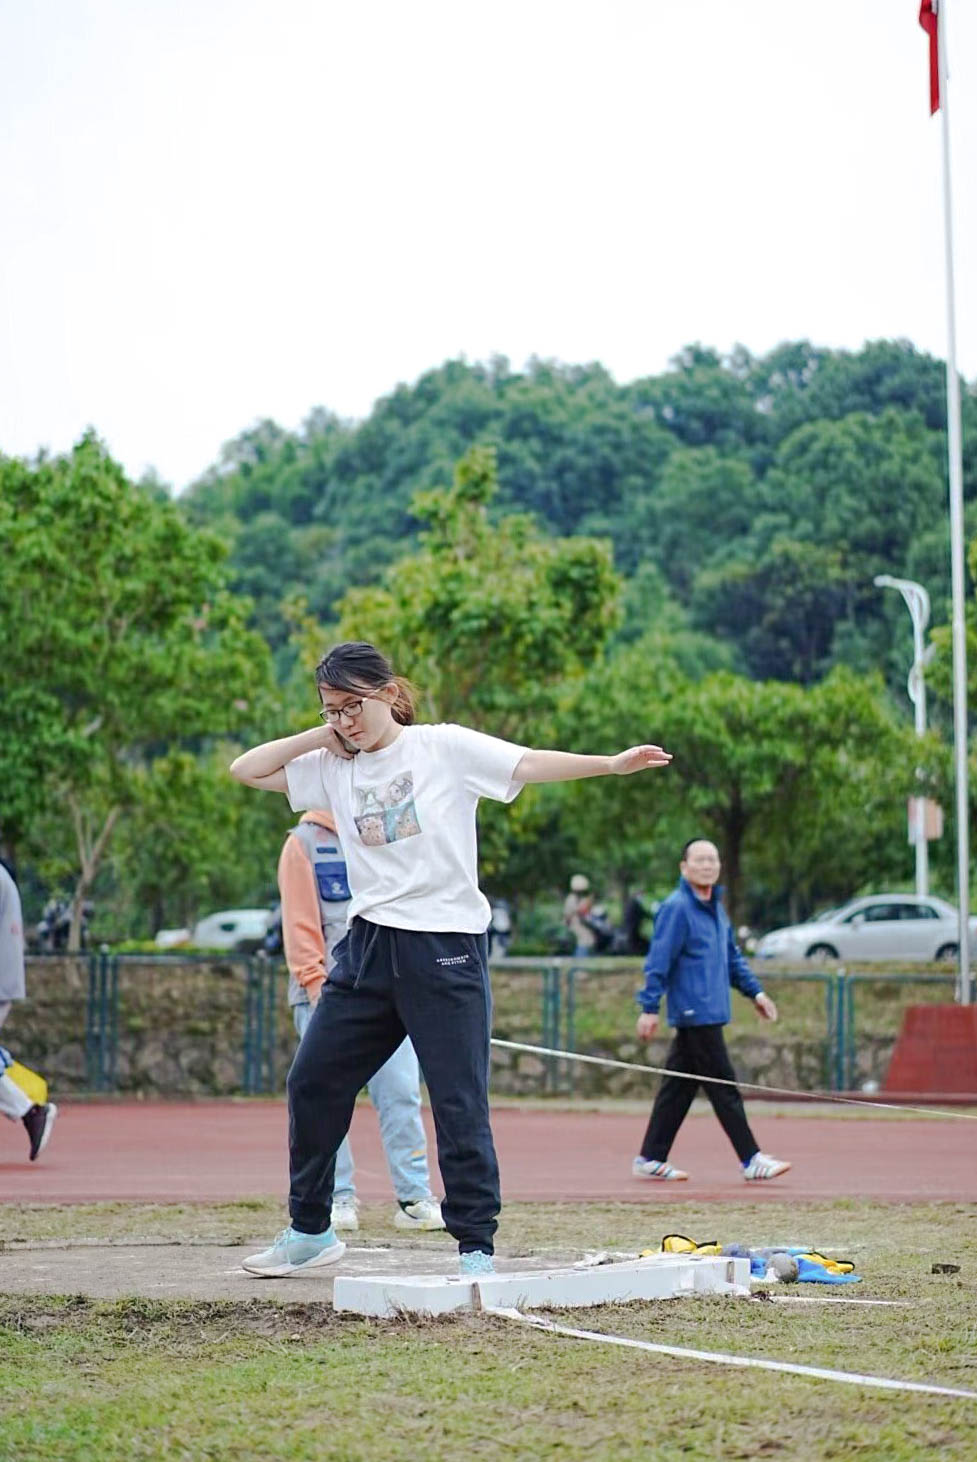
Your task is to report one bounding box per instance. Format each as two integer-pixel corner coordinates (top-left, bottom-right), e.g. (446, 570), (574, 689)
(0, 1235), (578, 1304)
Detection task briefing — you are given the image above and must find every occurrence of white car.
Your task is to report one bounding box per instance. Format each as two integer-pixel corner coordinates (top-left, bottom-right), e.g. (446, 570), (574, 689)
(192, 908), (272, 951)
(154, 908), (271, 953)
(153, 926), (192, 949)
(755, 894), (977, 963)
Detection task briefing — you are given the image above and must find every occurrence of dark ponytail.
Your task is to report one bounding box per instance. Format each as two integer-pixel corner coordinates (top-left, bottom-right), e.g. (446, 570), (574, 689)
(314, 642), (418, 725)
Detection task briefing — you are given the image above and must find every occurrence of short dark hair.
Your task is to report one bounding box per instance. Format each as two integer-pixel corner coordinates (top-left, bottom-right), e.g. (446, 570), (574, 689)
(681, 837), (715, 860)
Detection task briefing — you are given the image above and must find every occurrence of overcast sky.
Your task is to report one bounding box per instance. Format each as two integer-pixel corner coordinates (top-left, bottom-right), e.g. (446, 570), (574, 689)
(2, 0), (974, 491)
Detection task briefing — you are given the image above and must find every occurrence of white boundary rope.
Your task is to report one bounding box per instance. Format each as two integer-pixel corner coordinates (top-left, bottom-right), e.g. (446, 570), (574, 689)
(490, 1038), (977, 1121)
(487, 1306), (977, 1401)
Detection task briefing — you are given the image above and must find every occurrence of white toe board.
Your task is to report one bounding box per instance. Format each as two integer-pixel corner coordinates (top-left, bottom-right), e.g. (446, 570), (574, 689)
(332, 1254), (750, 1318)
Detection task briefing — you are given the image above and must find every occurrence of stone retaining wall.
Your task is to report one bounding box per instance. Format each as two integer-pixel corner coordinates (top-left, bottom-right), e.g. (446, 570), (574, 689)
(5, 957), (903, 1099)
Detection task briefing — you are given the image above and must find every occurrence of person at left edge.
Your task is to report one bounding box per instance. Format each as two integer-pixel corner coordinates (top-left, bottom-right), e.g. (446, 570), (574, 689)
(0, 860), (57, 1161)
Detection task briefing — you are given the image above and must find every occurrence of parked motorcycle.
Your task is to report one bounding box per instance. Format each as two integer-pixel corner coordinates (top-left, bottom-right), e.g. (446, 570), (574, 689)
(34, 898), (92, 953)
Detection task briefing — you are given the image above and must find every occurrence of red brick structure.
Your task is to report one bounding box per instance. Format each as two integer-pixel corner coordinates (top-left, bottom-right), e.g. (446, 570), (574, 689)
(884, 1004), (977, 1094)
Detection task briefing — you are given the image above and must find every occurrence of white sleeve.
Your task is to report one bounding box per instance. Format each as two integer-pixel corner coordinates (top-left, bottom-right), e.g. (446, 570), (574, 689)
(444, 725), (529, 804)
(284, 750), (333, 813)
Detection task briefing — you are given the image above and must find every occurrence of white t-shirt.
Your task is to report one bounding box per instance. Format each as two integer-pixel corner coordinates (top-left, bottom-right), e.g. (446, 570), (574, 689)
(284, 723), (528, 933)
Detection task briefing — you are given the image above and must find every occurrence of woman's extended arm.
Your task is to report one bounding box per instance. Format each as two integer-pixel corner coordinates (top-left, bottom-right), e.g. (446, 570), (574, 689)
(513, 744), (672, 785)
(229, 726), (351, 793)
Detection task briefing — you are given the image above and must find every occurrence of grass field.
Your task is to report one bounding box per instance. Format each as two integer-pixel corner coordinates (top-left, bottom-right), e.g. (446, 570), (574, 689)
(2, 1197), (976, 1460)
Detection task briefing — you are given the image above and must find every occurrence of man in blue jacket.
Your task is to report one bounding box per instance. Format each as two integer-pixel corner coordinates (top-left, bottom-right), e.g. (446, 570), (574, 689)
(633, 838), (790, 1182)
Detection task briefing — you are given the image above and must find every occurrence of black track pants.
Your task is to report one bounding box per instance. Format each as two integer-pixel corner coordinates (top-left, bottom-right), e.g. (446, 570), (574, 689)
(286, 917), (498, 1253)
(639, 1023), (758, 1165)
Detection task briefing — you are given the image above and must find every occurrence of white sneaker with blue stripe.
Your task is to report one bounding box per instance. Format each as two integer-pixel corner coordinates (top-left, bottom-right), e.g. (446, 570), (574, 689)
(742, 1152), (791, 1181)
(242, 1226), (346, 1276)
(632, 1157), (688, 1181)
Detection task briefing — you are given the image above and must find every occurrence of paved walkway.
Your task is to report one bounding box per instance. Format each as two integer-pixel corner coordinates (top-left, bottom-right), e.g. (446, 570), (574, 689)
(2, 1100), (974, 1204)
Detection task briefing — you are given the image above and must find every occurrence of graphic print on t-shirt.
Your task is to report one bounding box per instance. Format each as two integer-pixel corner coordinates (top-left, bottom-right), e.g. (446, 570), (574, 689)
(353, 771), (422, 846)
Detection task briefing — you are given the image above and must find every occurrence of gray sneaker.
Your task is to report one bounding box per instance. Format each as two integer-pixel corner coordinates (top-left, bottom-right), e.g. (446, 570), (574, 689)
(242, 1226), (346, 1277)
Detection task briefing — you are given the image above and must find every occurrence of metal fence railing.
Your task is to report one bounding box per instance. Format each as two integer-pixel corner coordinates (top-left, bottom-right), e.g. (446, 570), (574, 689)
(86, 947), (118, 1091)
(14, 953), (976, 1097)
(20, 953), (564, 1098)
(23, 951), (284, 1096)
(498, 960), (975, 1095)
(535, 962), (839, 1096)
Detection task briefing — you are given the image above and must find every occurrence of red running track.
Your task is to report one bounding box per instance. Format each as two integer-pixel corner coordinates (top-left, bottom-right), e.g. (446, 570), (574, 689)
(2, 1101), (975, 1205)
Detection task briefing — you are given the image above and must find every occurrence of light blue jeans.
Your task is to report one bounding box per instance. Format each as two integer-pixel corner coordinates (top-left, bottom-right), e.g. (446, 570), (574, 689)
(292, 1002), (432, 1203)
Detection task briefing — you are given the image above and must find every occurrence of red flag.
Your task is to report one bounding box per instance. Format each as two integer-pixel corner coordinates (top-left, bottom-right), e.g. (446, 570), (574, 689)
(919, 1), (940, 113)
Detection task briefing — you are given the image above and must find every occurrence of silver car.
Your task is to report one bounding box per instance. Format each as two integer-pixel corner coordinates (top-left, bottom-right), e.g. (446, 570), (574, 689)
(755, 894), (977, 963)
(153, 908), (271, 952)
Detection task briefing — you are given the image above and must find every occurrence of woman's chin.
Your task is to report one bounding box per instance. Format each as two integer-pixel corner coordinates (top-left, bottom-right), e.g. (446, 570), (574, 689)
(360, 725), (402, 752)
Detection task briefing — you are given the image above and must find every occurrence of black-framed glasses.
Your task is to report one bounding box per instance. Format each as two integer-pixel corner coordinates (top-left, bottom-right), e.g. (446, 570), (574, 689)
(318, 697), (370, 725)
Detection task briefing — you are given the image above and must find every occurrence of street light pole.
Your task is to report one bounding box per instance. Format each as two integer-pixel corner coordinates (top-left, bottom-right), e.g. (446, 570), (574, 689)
(874, 575), (932, 898)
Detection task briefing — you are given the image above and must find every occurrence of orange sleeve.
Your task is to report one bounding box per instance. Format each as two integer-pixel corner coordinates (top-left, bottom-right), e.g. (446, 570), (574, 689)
(278, 834), (325, 1004)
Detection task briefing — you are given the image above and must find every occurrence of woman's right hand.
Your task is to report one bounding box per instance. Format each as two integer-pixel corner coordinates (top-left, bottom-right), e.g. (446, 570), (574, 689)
(320, 726), (358, 759)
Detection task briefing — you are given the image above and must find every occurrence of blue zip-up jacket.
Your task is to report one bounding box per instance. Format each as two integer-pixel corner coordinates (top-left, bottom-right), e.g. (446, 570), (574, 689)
(636, 878), (763, 1027)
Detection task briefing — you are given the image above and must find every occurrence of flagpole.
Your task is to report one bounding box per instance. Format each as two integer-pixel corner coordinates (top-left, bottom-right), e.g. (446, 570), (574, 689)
(935, 0), (971, 1001)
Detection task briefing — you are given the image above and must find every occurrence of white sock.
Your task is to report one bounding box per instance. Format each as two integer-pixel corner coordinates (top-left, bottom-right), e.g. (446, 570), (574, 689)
(0, 1072), (33, 1120)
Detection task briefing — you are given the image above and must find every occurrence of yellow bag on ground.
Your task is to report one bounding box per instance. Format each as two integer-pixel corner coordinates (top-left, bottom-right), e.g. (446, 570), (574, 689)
(6, 1061), (48, 1105)
(794, 1250), (856, 1274)
(645, 1234), (722, 1257)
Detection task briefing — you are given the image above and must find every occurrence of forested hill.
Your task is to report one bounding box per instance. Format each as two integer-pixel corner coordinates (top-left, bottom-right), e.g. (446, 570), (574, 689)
(180, 340), (977, 687)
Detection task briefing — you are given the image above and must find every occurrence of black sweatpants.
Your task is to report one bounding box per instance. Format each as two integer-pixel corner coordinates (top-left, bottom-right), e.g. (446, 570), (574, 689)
(286, 916), (498, 1253)
(639, 1023), (758, 1165)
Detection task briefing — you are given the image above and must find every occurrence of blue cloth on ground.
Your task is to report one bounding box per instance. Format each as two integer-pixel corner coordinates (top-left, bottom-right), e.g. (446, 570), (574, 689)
(793, 1255), (862, 1284)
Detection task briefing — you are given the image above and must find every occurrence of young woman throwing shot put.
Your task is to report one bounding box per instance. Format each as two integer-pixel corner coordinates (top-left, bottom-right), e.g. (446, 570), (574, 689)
(230, 641), (671, 1277)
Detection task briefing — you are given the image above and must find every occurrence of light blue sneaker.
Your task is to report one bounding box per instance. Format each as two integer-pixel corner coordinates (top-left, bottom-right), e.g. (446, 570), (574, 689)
(242, 1226), (346, 1277)
(459, 1250), (495, 1277)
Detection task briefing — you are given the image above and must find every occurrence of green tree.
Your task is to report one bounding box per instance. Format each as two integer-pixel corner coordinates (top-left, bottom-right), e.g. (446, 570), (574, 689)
(755, 339), (950, 439)
(550, 637), (691, 904)
(747, 671), (936, 923)
(613, 562), (736, 677)
(335, 444), (621, 738)
(334, 444), (622, 883)
(644, 447), (767, 599)
(0, 434), (273, 945)
(175, 341), (976, 703)
(688, 411), (948, 683)
(180, 358), (676, 620)
(628, 344), (765, 451)
(652, 669), (923, 923)
(927, 532), (977, 711)
(762, 410), (944, 574)
(559, 665), (921, 925)
(691, 539), (848, 684)
(105, 750), (293, 936)
(226, 513), (338, 651)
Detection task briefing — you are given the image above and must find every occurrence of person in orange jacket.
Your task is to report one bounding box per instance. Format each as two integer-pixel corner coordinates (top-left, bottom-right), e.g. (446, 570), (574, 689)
(278, 809), (444, 1233)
